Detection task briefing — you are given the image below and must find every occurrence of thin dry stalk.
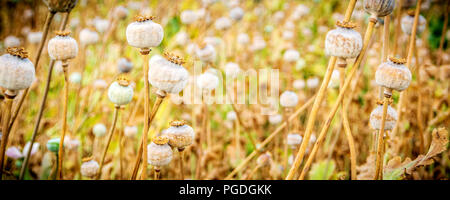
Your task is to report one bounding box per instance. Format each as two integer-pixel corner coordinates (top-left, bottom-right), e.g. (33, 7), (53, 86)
(292, 17), (378, 180)
(0, 93), (15, 180)
(19, 12), (72, 180)
(374, 90), (392, 180)
(285, 0), (357, 179)
(437, 0), (449, 66)
(57, 63), (70, 180)
(96, 106), (120, 180)
(225, 96), (314, 179)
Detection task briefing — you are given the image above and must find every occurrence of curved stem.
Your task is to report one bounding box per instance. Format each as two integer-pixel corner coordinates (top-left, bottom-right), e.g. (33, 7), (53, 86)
(179, 148), (185, 180)
(0, 94), (14, 180)
(289, 17), (377, 180)
(374, 93), (391, 180)
(130, 95), (165, 180)
(225, 96), (314, 180)
(8, 11), (69, 131)
(96, 106), (120, 180)
(57, 64), (70, 180)
(393, 0), (404, 56)
(141, 51), (150, 180)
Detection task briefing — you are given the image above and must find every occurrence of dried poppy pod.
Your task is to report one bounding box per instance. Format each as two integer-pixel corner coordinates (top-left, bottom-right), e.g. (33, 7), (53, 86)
(196, 71), (219, 91)
(148, 52), (189, 96)
(4, 35), (21, 48)
(124, 125), (138, 138)
(280, 91), (298, 108)
(94, 18), (110, 33)
(325, 21), (363, 61)
(293, 79), (305, 90)
(47, 30), (78, 61)
(114, 6), (129, 20)
(162, 120), (195, 150)
(401, 10), (427, 36)
(117, 57), (133, 73)
(375, 57), (412, 92)
(147, 136), (173, 167)
(46, 138), (61, 153)
(237, 33), (250, 45)
(226, 111), (237, 121)
(195, 43), (217, 63)
(269, 114), (282, 125)
(93, 123), (107, 137)
(79, 28), (99, 46)
(0, 48), (35, 93)
(256, 152), (272, 167)
(27, 32), (43, 44)
(283, 49), (300, 63)
(80, 157), (99, 178)
(287, 133), (303, 148)
(363, 0), (395, 17)
(369, 102), (398, 130)
(230, 7), (244, 21)
(107, 76), (134, 106)
(126, 15), (164, 49)
(180, 10), (198, 25)
(43, 0), (78, 13)
(225, 62), (241, 79)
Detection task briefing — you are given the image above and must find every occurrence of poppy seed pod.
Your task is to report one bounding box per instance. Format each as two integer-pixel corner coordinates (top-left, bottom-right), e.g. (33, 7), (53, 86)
(225, 62), (241, 79)
(93, 79), (108, 90)
(79, 28), (99, 46)
(325, 21), (363, 59)
(287, 133), (303, 147)
(375, 57), (411, 92)
(237, 33), (250, 45)
(126, 15), (164, 49)
(180, 10), (198, 25)
(27, 32), (43, 44)
(196, 43), (217, 62)
(80, 157), (99, 178)
(107, 76), (134, 106)
(293, 79), (305, 90)
(306, 77), (319, 89)
(401, 11), (426, 35)
(226, 111), (237, 121)
(256, 152), (272, 167)
(46, 138), (61, 153)
(93, 123), (107, 137)
(43, 0), (78, 13)
(175, 31), (190, 46)
(94, 18), (110, 33)
(0, 47), (35, 91)
(363, 0), (395, 17)
(147, 136), (173, 167)
(369, 104), (398, 130)
(197, 71), (219, 91)
(230, 7), (244, 21)
(280, 91), (298, 108)
(162, 120), (195, 149)
(124, 125), (138, 138)
(269, 114), (282, 125)
(114, 6), (129, 20)
(4, 35), (21, 48)
(69, 72), (82, 84)
(148, 52), (189, 95)
(283, 49), (300, 63)
(47, 31), (78, 61)
(117, 57), (133, 73)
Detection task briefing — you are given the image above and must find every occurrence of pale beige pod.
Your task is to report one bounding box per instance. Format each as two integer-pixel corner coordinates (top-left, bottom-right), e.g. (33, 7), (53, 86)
(256, 152), (272, 167)
(162, 120), (195, 150)
(0, 47), (35, 92)
(363, 0), (396, 17)
(147, 136), (173, 167)
(148, 52), (189, 95)
(43, 0), (78, 13)
(287, 133), (303, 147)
(126, 15), (164, 49)
(401, 11), (426, 35)
(107, 76), (134, 106)
(369, 104), (398, 130)
(195, 43), (216, 62)
(80, 157), (99, 178)
(325, 21), (363, 59)
(180, 10), (198, 25)
(47, 31), (78, 61)
(375, 57), (412, 92)
(4, 35), (21, 48)
(280, 91), (298, 108)
(79, 28), (99, 46)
